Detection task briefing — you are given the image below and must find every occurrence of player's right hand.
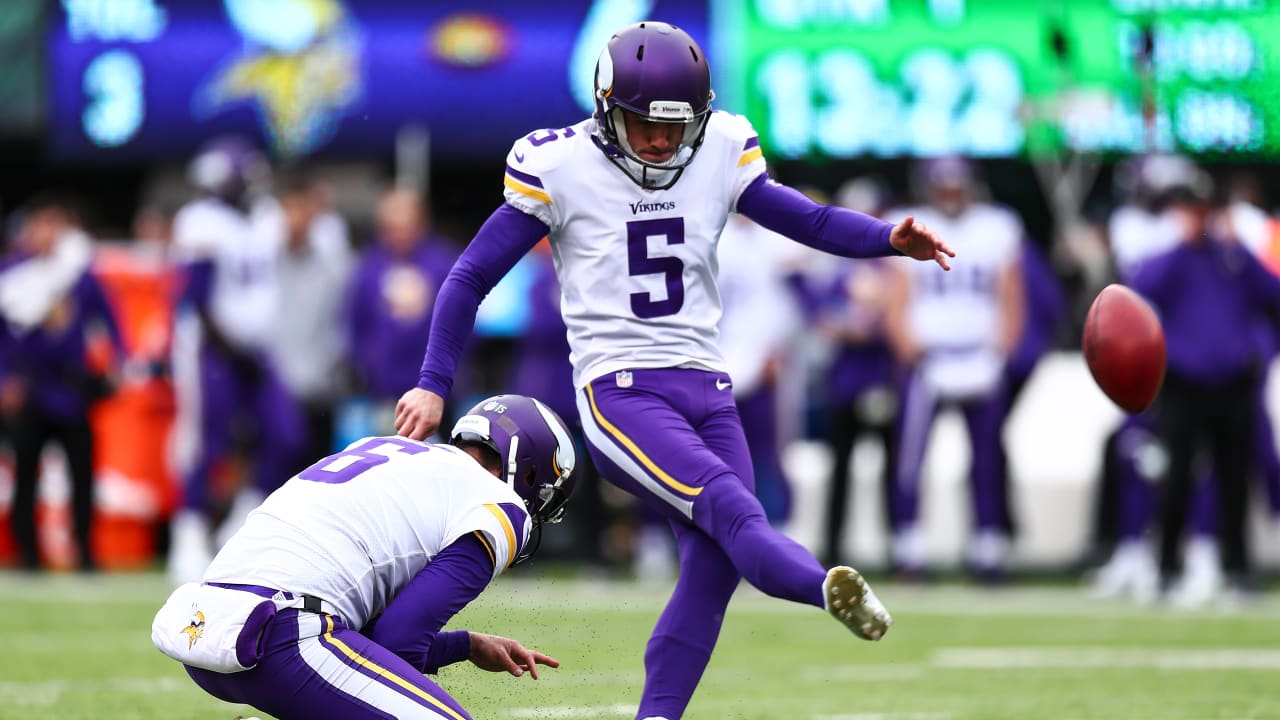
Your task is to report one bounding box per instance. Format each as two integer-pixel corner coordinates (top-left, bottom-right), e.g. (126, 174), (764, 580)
(467, 632), (560, 680)
(395, 388), (444, 440)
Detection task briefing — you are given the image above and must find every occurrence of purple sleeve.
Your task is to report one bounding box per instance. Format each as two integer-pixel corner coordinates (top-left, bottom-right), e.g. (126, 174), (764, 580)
(83, 274), (126, 357)
(179, 258), (214, 310)
(365, 534), (494, 674)
(1128, 247), (1179, 307)
(735, 173), (896, 258)
(416, 204), (549, 397)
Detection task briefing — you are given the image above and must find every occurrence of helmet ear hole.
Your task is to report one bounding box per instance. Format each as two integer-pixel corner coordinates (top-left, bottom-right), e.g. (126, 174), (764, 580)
(522, 467), (536, 488)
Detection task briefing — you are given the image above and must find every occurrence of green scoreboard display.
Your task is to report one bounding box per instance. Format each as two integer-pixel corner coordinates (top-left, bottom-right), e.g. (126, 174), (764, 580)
(712, 0), (1280, 159)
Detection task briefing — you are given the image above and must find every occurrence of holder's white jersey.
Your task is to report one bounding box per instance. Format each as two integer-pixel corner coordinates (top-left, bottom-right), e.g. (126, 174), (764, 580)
(203, 437), (530, 630)
(501, 112), (768, 389)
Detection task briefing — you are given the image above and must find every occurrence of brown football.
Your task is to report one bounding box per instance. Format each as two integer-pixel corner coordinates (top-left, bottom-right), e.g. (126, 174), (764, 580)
(1083, 283), (1167, 414)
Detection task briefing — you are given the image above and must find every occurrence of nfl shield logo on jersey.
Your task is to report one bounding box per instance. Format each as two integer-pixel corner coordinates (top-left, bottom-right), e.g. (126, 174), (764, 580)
(615, 371), (633, 388)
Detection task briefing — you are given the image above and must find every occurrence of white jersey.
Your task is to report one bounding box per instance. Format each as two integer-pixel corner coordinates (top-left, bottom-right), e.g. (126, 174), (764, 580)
(1229, 200), (1271, 258)
(172, 197), (281, 350)
(893, 203), (1022, 398)
(502, 112), (768, 389)
(717, 215), (804, 395)
(1108, 204), (1181, 281)
(203, 437), (530, 630)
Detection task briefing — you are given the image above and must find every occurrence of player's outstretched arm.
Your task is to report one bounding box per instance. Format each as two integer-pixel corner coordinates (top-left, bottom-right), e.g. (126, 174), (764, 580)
(736, 174), (954, 269)
(467, 632), (560, 680)
(890, 215), (955, 271)
(396, 388), (445, 440)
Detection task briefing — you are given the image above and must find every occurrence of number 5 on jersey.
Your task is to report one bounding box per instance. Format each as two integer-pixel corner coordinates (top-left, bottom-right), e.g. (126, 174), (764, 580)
(627, 217), (685, 319)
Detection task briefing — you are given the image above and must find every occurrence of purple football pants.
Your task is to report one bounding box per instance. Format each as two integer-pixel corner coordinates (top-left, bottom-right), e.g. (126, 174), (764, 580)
(1110, 412), (1222, 542)
(892, 367), (1009, 536)
(181, 345), (306, 511)
(187, 609), (471, 720)
(577, 368), (826, 720)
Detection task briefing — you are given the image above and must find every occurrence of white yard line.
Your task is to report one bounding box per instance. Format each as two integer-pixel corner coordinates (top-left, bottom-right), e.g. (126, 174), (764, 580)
(932, 647), (1280, 670)
(813, 714), (952, 720)
(0, 676), (188, 707)
(801, 664), (927, 682)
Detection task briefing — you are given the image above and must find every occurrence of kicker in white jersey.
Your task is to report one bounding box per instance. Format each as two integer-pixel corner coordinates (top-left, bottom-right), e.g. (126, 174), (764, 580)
(501, 112), (768, 389)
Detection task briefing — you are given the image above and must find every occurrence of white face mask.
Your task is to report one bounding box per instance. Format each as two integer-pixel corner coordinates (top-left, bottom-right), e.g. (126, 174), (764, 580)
(604, 107), (707, 189)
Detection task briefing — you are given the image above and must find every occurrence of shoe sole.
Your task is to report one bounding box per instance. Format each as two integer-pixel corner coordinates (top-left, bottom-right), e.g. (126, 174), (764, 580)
(824, 566), (893, 641)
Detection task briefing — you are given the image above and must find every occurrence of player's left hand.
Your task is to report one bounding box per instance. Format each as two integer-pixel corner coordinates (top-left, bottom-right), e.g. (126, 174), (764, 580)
(890, 215), (955, 270)
(467, 632), (560, 680)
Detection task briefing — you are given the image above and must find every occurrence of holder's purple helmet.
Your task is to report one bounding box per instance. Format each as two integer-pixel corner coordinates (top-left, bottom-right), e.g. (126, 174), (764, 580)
(593, 21), (714, 189)
(450, 395), (577, 528)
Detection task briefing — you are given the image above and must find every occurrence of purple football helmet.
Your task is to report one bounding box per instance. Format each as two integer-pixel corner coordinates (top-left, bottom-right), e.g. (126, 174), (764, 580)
(450, 395), (577, 530)
(187, 135), (268, 204)
(593, 21), (714, 189)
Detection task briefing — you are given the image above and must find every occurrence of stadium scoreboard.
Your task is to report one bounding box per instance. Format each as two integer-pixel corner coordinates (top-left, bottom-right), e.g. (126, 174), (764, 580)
(48, 0), (1280, 161)
(714, 0), (1280, 159)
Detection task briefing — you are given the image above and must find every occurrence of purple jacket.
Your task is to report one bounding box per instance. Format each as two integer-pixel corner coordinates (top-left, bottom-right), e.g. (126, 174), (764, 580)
(0, 266), (125, 420)
(347, 238), (459, 399)
(1130, 237), (1280, 383)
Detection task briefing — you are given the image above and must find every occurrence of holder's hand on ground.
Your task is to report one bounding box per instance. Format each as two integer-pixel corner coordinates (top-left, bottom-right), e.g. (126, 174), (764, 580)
(891, 215), (955, 270)
(468, 632), (559, 679)
(395, 388), (444, 440)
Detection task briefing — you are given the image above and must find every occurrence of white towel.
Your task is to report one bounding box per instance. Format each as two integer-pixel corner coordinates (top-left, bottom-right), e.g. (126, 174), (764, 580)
(0, 230), (93, 332)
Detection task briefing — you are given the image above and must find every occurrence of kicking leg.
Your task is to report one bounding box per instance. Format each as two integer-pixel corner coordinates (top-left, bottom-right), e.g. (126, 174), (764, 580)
(580, 370), (891, 644)
(695, 475), (891, 640)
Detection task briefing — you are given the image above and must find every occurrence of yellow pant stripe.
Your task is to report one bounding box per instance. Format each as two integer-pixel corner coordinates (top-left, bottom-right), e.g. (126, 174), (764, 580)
(585, 382), (703, 497)
(322, 616), (466, 720)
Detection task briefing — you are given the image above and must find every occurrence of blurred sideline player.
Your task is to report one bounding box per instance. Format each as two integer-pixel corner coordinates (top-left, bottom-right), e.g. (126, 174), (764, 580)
(167, 137), (306, 584)
(395, 22), (954, 720)
(817, 178), (901, 568)
(262, 174), (354, 468)
(0, 195), (126, 571)
(1128, 169), (1280, 603)
(1226, 174), (1280, 552)
(345, 187), (459, 436)
(153, 395), (575, 720)
(883, 157), (1025, 581)
(1090, 156), (1221, 604)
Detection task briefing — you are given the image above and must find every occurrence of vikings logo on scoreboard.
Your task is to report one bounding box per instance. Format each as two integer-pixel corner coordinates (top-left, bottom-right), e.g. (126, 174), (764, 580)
(196, 0), (363, 157)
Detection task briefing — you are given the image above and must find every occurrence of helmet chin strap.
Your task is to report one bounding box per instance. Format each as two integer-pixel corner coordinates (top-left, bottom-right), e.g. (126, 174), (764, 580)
(504, 434), (520, 490)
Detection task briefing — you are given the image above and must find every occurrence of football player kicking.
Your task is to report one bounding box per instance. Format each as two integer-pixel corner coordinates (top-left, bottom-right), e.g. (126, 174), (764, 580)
(395, 22), (954, 720)
(153, 395), (576, 720)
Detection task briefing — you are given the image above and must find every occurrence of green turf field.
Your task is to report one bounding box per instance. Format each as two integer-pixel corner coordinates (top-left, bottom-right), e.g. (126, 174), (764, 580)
(2, 572), (1277, 719)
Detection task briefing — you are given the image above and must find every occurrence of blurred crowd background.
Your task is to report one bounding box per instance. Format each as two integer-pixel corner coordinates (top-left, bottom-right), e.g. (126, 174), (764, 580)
(3, 1), (1280, 608)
